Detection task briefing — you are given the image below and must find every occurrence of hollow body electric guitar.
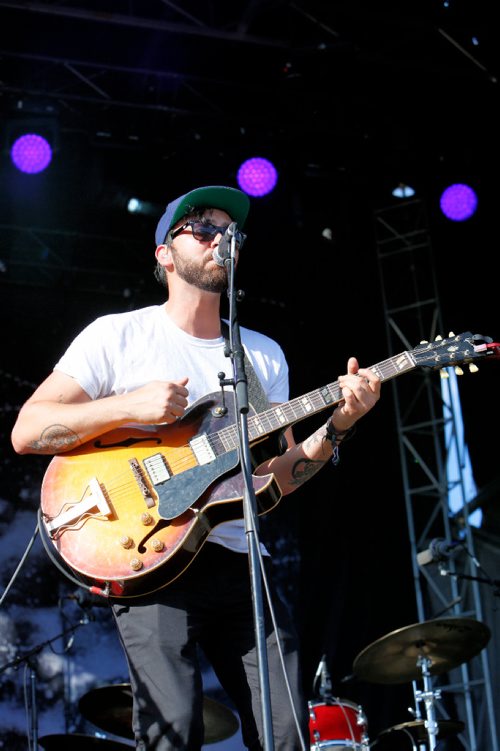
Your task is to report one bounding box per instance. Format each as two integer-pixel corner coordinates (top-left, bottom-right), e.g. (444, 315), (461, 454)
(39, 332), (498, 598)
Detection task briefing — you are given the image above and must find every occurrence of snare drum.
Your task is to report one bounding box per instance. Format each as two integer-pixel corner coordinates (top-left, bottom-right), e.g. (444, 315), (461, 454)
(309, 699), (369, 750)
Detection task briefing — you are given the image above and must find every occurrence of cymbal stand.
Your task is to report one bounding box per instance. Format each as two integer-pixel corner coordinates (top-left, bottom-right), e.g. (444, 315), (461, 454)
(405, 680), (424, 751)
(414, 655), (441, 750)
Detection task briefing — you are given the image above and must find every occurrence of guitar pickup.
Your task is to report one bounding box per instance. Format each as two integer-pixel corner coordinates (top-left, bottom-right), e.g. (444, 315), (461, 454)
(45, 478), (112, 536)
(143, 453), (171, 485)
(189, 434), (216, 465)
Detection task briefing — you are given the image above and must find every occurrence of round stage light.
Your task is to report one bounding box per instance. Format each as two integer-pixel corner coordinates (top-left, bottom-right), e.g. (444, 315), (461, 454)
(127, 198), (141, 213)
(439, 183), (478, 222)
(10, 133), (53, 174)
(237, 157), (278, 197)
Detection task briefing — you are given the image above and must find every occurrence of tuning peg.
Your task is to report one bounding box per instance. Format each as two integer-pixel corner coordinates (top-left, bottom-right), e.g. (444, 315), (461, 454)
(440, 369), (450, 379)
(420, 340), (429, 344)
(469, 363), (479, 373)
(448, 331), (456, 337)
(455, 366), (464, 376)
(435, 335), (443, 341)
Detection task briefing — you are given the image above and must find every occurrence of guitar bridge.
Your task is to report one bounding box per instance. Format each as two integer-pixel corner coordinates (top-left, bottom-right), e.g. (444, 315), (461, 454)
(45, 478), (112, 537)
(129, 456), (165, 508)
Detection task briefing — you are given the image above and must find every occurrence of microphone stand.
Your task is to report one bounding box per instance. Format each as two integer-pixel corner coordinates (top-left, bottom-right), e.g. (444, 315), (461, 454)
(436, 562), (500, 596)
(441, 571), (500, 598)
(0, 616), (90, 749)
(221, 227), (275, 751)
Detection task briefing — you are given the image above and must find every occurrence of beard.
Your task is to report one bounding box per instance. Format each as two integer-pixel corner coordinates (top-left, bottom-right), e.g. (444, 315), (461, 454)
(171, 247), (228, 293)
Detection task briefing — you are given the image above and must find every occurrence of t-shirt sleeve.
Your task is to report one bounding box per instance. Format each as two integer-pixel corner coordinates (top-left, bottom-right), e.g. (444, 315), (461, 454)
(54, 319), (113, 400)
(264, 344), (289, 403)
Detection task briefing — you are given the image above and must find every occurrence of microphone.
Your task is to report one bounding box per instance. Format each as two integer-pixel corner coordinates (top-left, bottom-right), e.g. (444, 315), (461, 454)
(417, 538), (464, 567)
(212, 222), (238, 267)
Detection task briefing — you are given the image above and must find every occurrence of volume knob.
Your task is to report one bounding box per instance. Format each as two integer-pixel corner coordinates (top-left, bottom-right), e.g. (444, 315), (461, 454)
(151, 538), (165, 552)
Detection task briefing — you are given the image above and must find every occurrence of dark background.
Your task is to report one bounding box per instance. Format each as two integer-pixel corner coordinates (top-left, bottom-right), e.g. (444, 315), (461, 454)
(1, 1), (499, 746)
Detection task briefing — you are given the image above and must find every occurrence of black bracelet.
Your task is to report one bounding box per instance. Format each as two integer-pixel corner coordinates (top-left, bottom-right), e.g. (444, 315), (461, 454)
(324, 419), (356, 465)
(325, 419), (356, 444)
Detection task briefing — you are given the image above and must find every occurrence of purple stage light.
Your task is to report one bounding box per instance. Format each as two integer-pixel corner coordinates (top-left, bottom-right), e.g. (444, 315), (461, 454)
(439, 183), (478, 222)
(237, 157), (278, 197)
(10, 133), (52, 174)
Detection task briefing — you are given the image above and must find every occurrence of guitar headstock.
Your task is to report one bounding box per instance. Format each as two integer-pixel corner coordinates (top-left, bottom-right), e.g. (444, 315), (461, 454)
(411, 332), (500, 374)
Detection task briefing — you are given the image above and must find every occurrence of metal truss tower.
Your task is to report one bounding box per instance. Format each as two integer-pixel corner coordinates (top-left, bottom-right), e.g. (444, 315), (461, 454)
(373, 199), (498, 751)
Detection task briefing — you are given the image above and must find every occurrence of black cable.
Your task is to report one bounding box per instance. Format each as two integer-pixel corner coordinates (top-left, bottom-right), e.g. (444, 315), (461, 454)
(0, 517), (39, 608)
(36, 507), (110, 597)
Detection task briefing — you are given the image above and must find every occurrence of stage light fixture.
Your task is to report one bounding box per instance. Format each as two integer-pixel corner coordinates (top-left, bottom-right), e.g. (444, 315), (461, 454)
(392, 183), (415, 199)
(126, 197), (160, 216)
(237, 157), (278, 197)
(127, 198), (141, 213)
(10, 133), (53, 174)
(439, 183), (478, 222)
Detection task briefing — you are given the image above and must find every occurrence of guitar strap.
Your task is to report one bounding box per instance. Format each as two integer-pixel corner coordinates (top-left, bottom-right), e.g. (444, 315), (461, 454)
(220, 320), (270, 413)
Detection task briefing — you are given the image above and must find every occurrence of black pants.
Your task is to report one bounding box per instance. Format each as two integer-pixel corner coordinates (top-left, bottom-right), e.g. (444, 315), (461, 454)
(111, 542), (309, 750)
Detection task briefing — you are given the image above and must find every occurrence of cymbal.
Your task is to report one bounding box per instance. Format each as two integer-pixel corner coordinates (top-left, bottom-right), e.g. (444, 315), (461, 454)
(79, 684), (133, 739)
(202, 696), (240, 744)
(78, 683), (239, 744)
(353, 617), (491, 684)
(378, 719), (465, 743)
(39, 734), (132, 750)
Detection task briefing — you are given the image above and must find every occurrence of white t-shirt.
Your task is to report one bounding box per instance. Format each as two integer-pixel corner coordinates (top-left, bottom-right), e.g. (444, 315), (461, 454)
(54, 304), (289, 553)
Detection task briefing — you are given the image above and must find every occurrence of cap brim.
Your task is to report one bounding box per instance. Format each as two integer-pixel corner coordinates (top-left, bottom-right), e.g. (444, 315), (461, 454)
(170, 186), (250, 229)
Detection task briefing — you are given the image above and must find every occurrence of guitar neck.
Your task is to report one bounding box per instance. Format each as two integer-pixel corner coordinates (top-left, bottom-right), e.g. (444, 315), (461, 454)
(253, 349), (417, 436)
(208, 330), (499, 452)
(211, 349), (417, 451)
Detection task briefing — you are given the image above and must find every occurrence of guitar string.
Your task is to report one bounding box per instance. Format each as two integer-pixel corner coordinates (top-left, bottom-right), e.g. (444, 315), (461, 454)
(50, 346), (462, 527)
(95, 345), (450, 496)
(210, 351), (416, 451)
(60, 354), (414, 517)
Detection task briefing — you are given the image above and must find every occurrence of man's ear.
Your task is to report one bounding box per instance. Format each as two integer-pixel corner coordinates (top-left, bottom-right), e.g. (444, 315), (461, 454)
(155, 244), (173, 268)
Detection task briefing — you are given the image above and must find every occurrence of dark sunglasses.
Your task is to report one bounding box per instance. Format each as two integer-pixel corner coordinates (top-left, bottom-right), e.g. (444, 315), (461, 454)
(170, 220), (246, 249)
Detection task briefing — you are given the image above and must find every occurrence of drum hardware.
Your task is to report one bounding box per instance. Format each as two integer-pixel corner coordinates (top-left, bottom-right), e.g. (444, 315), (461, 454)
(313, 654), (334, 703)
(413, 654), (440, 750)
(353, 617), (489, 750)
(78, 682), (240, 745)
(310, 655), (369, 749)
(375, 718), (465, 748)
(308, 699), (369, 750)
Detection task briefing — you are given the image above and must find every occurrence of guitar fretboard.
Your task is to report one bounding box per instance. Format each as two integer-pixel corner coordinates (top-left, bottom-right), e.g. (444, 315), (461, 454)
(207, 349), (417, 455)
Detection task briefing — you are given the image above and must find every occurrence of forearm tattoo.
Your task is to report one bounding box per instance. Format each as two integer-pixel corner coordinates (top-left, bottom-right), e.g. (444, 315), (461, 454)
(303, 430), (329, 453)
(290, 457), (326, 487)
(289, 427), (331, 487)
(28, 425), (81, 452)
